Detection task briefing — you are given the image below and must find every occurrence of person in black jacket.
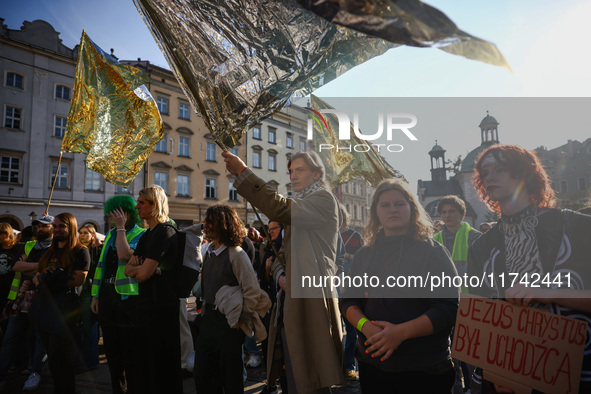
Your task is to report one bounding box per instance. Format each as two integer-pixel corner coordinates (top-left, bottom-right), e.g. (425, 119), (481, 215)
(340, 179), (459, 394)
(468, 144), (591, 393)
(124, 185), (182, 394)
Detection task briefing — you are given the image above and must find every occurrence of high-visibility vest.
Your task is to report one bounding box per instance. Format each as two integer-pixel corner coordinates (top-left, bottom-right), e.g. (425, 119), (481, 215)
(7, 241), (37, 301)
(434, 222), (473, 293)
(91, 225), (145, 297)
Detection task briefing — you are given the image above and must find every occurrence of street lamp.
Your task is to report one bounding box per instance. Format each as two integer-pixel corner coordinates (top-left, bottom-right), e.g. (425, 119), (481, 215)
(29, 211), (37, 222)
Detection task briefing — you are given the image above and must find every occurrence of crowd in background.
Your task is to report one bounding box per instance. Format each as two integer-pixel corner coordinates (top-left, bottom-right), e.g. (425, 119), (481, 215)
(0, 143), (590, 393)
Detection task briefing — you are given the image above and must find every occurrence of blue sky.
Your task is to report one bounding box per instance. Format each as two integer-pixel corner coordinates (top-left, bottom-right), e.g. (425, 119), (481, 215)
(3, 0), (591, 186)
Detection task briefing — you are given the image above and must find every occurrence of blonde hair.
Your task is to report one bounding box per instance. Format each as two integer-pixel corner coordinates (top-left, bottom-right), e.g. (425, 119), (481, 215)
(364, 179), (433, 246)
(0, 223), (16, 248)
(78, 224), (97, 246)
(139, 185), (169, 223)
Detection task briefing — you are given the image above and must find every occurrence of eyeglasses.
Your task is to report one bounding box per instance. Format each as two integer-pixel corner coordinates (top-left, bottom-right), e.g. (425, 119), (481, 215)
(269, 227), (281, 231)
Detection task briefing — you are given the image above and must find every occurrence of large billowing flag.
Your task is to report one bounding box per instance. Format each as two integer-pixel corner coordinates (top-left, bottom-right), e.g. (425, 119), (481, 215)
(62, 31), (163, 187)
(133, 0), (509, 150)
(308, 95), (402, 188)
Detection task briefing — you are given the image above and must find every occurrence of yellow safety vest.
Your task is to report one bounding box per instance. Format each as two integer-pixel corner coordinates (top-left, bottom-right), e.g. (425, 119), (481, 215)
(7, 241), (37, 301)
(91, 225), (145, 297)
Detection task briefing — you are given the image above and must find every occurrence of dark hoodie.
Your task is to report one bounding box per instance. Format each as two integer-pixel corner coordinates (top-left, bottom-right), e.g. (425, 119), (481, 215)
(340, 231), (459, 371)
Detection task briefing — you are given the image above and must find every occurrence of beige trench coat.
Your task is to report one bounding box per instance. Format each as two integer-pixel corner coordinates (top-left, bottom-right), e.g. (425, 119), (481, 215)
(235, 170), (344, 393)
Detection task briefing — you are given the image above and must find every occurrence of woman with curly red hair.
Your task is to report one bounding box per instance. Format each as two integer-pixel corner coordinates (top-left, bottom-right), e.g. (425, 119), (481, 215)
(468, 144), (591, 393)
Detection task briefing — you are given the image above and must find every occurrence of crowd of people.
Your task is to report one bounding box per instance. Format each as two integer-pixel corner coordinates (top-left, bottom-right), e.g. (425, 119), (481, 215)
(0, 143), (590, 393)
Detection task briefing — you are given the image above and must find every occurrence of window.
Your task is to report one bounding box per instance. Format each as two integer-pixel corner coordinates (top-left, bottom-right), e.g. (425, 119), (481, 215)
(55, 85), (70, 100)
(51, 162), (69, 189)
(155, 134), (167, 153)
(179, 137), (190, 157)
(177, 175), (190, 197)
(154, 172), (167, 191)
(269, 154), (276, 171)
(6, 73), (23, 89)
(300, 137), (306, 151)
(206, 142), (216, 161)
(229, 182), (239, 201)
(85, 168), (102, 191)
(344, 183), (349, 193)
(253, 151), (261, 168)
(205, 178), (217, 199)
(268, 127), (276, 144)
(253, 126), (261, 140)
(116, 185), (131, 194)
(157, 97), (169, 114)
(286, 133), (293, 148)
(230, 148), (238, 156)
(353, 205), (358, 220)
(560, 180), (568, 193)
(0, 156), (20, 183)
(579, 178), (587, 191)
(179, 103), (190, 120)
(4, 106), (22, 130)
(360, 183), (365, 196)
(352, 183), (357, 195)
(54, 116), (67, 138)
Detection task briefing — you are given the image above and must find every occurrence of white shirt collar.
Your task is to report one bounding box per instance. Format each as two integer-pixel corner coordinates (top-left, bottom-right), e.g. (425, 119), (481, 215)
(207, 243), (227, 256)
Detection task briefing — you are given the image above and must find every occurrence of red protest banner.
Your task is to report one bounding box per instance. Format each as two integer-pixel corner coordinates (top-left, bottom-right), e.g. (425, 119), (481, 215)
(452, 294), (587, 394)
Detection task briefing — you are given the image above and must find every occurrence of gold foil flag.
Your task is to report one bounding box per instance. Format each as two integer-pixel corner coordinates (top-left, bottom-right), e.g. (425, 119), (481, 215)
(308, 95), (402, 188)
(62, 31), (163, 187)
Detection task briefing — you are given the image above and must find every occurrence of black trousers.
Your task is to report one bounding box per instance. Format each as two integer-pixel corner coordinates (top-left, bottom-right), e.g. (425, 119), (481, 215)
(359, 360), (455, 394)
(136, 302), (182, 394)
(194, 308), (245, 394)
(38, 326), (77, 394)
(99, 290), (139, 394)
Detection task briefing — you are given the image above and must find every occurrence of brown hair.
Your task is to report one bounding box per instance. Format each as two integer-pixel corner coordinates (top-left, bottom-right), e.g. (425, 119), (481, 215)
(204, 205), (247, 247)
(288, 151), (329, 189)
(38, 213), (83, 273)
(473, 144), (557, 215)
(364, 179), (433, 246)
(0, 223), (16, 248)
(78, 224), (97, 246)
(437, 195), (466, 216)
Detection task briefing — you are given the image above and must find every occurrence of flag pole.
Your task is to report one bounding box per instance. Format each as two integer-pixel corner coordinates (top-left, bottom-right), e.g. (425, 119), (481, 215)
(45, 151), (63, 216)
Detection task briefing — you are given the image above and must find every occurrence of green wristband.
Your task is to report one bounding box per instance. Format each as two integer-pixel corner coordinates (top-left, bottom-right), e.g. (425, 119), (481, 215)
(357, 317), (369, 332)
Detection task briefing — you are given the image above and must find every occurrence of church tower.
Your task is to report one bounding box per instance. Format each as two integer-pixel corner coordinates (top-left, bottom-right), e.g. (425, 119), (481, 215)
(479, 110), (499, 144)
(429, 140), (447, 182)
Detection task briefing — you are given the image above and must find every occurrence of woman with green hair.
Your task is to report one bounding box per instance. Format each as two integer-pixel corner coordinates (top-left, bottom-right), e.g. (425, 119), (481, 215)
(90, 195), (145, 394)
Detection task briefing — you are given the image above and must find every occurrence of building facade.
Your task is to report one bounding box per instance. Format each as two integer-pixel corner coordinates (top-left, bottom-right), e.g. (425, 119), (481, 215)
(0, 19), (145, 232)
(120, 59), (248, 227)
(536, 138), (591, 210)
(333, 178), (373, 233)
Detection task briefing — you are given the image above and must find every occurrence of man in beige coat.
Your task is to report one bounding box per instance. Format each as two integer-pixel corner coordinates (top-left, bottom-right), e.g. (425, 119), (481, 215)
(223, 150), (344, 393)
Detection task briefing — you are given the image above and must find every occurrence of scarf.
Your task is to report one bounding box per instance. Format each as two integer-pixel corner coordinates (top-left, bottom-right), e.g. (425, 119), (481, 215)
(294, 178), (325, 199)
(499, 205), (544, 277)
